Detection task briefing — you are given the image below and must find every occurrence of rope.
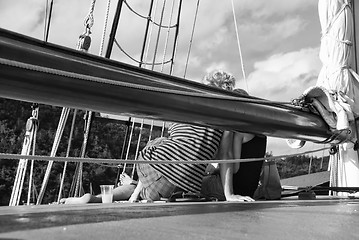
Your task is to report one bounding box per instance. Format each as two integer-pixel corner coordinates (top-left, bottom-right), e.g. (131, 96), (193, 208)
(160, 0), (176, 72)
(57, 109), (77, 203)
(43, 0), (54, 42)
(122, 118), (136, 174)
(230, 0), (248, 91)
(148, 121), (155, 142)
(138, 0), (155, 68)
(9, 108), (39, 206)
(73, 111), (93, 197)
(99, 0), (112, 56)
(26, 107), (39, 205)
(0, 146), (332, 165)
(36, 107), (71, 204)
(11, 0), (54, 206)
(77, 0), (97, 52)
(183, 0), (200, 78)
(322, 2), (350, 35)
(151, 0), (166, 70)
(123, 0), (177, 28)
(84, 0), (96, 30)
(168, 0), (183, 75)
(113, 39), (172, 65)
(132, 119), (145, 177)
(142, 0), (160, 69)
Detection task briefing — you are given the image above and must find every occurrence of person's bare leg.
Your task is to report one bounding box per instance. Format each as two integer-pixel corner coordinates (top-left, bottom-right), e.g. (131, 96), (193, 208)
(60, 174), (137, 204)
(60, 193), (102, 204)
(60, 185), (136, 204)
(112, 184), (136, 201)
(129, 180), (143, 202)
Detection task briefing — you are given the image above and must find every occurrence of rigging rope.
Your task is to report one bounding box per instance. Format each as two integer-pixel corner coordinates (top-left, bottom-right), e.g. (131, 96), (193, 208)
(113, 38), (172, 65)
(36, 107), (71, 204)
(99, 0), (112, 56)
(84, 0), (96, 30)
(168, 0), (182, 75)
(26, 106), (39, 205)
(143, 0), (159, 70)
(9, 105), (39, 206)
(183, 0), (200, 78)
(43, 0), (54, 42)
(57, 109), (77, 203)
(122, 118), (136, 174)
(37, 0), (99, 203)
(123, 0), (177, 28)
(11, 0), (55, 206)
(0, 145), (333, 165)
(151, 0), (166, 70)
(230, 0), (248, 91)
(111, 0), (182, 179)
(160, 0), (176, 72)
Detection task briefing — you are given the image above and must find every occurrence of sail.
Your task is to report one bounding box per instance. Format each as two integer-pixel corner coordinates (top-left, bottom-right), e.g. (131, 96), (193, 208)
(317, 0), (359, 195)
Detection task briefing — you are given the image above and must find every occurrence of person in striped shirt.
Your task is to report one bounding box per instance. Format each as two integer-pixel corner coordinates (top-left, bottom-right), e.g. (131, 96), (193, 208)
(129, 123), (223, 202)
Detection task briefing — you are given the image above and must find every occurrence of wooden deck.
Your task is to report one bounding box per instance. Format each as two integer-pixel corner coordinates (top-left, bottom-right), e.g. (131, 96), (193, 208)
(0, 196), (358, 239)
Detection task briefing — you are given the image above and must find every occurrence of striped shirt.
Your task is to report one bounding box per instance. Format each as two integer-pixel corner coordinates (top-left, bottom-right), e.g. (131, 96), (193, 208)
(140, 123), (223, 192)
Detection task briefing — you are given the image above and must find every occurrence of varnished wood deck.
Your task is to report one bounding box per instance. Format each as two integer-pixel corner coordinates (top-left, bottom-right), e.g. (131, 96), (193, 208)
(0, 196), (358, 240)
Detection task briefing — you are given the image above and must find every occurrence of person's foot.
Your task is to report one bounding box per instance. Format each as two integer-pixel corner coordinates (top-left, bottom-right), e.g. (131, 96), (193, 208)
(119, 173), (135, 185)
(59, 193), (93, 204)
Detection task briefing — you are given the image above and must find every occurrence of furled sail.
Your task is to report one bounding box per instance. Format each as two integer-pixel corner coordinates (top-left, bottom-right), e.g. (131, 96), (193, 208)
(317, 0), (359, 195)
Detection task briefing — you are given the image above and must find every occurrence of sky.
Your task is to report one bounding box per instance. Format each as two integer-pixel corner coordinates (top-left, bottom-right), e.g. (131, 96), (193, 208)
(0, 0), (330, 158)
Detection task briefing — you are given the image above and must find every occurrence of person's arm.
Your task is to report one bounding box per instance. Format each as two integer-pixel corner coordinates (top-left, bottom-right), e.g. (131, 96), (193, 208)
(218, 131), (238, 201)
(129, 180), (143, 202)
(220, 162), (235, 199)
(219, 132), (254, 202)
(232, 132), (254, 173)
(232, 132), (243, 174)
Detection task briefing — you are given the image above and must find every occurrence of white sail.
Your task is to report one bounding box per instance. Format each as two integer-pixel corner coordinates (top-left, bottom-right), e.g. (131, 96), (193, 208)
(317, 0), (359, 195)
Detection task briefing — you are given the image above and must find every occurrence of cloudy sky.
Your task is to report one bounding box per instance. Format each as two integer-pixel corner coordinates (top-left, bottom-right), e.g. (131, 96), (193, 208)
(0, 0), (329, 158)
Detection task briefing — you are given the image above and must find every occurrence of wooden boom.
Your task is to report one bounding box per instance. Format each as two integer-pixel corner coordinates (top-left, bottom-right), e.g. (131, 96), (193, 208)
(0, 28), (345, 143)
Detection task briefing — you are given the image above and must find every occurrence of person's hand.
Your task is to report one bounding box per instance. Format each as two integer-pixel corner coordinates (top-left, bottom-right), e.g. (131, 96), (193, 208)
(225, 194), (255, 202)
(119, 173), (136, 186)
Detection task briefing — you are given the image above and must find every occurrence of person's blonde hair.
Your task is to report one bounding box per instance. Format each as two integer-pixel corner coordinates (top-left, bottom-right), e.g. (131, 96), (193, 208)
(202, 70), (236, 91)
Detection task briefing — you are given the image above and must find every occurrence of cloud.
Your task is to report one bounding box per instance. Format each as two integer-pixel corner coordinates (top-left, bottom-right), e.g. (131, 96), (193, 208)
(0, 0), (44, 37)
(247, 47), (322, 101)
(236, 0), (317, 19)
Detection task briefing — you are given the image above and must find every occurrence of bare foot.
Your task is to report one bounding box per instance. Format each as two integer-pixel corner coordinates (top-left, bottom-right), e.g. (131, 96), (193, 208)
(60, 193), (93, 204)
(120, 173), (136, 186)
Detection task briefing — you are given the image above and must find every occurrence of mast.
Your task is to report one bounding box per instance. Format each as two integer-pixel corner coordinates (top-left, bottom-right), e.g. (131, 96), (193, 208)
(105, 0), (124, 59)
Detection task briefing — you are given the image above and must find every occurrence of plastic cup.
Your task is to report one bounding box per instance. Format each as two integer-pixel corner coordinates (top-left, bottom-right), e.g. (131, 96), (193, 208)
(100, 185), (114, 203)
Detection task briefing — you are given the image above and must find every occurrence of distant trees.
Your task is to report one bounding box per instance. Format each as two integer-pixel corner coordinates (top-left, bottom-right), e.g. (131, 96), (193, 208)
(276, 154), (329, 179)
(0, 98), (136, 205)
(0, 98), (329, 206)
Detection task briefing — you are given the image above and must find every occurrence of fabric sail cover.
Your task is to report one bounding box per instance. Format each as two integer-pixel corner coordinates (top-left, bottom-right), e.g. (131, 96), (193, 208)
(317, 0), (359, 195)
